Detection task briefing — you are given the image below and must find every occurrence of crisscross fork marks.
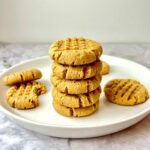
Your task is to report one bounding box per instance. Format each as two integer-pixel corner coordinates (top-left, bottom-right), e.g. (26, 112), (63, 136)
(105, 79), (149, 106)
(112, 80), (129, 97)
(54, 38), (97, 51)
(6, 81), (46, 109)
(115, 80), (135, 98)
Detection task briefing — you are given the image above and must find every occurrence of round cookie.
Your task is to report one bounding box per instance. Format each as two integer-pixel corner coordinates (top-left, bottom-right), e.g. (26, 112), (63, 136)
(52, 60), (102, 80)
(3, 68), (42, 86)
(53, 100), (99, 117)
(101, 61), (110, 75)
(6, 81), (46, 109)
(52, 87), (101, 108)
(104, 79), (149, 106)
(49, 37), (103, 66)
(51, 74), (102, 94)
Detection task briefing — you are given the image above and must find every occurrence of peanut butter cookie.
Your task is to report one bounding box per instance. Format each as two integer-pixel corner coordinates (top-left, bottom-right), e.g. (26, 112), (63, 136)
(53, 100), (99, 117)
(49, 37), (102, 65)
(104, 79), (149, 106)
(51, 74), (101, 94)
(6, 81), (46, 109)
(3, 68), (42, 85)
(52, 87), (101, 108)
(101, 61), (110, 75)
(52, 60), (102, 80)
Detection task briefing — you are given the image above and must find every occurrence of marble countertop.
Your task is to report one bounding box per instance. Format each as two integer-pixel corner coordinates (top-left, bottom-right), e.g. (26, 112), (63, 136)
(0, 43), (150, 150)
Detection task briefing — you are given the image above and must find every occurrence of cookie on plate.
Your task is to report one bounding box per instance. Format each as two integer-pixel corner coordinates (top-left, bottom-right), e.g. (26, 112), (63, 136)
(3, 68), (42, 86)
(51, 74), (101, 94)
(6, 81), (46, 109)
(101, 61), (110, 75)
(52, 60), (102, 80)
(53, 100), (99, 117)
(52, 87), (101, 108)
(104, 79), (149, 106)
(49, 37), (102, 65)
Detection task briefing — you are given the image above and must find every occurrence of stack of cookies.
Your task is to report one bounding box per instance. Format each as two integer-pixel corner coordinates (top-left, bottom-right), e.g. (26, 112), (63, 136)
(49, 37), (103, 117)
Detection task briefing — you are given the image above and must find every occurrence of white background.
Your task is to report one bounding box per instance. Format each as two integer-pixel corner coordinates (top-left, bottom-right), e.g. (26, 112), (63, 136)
(0, 0), (150, 43)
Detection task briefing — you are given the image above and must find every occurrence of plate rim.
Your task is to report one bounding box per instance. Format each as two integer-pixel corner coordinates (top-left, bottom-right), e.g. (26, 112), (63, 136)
(0, 54), (150, 129)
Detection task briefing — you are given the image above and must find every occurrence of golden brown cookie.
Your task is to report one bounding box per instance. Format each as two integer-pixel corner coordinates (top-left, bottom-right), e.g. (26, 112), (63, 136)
(6, 81), (46, 109)
(104, 79), (149, 106)
(49, 37), (102, 66)
(101, 61), (110, 75)
(52, 60), (102, 80)
(51, 74), (101, 94)
(3, 68), (42, 86)
(52, 87), (101, 108)
(53, 100), (99, 117)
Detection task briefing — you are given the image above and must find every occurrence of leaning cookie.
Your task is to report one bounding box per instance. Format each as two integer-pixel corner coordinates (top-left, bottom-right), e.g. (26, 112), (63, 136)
(104, 79), (149, 106)
(3, 68), (42, 86)
(53, 100), (99, 117)
(101, 61), (110, 75)
(52, 87), (101, 108)
(6, 81), (46, 109)
(51, 74), (101, 94)
(52, 60), (102, 80)
(49, 37), (102, 66)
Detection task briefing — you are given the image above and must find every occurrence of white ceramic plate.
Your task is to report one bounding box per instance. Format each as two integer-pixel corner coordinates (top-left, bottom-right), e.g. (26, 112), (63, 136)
(0, 55), (150, 138)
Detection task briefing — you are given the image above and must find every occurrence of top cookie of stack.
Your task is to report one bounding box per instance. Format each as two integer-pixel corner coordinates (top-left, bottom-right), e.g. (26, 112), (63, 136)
(49, 37), (102, 66)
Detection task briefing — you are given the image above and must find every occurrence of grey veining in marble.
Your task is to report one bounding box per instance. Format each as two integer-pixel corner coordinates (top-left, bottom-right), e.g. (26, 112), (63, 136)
(0, 43), (150, 150)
